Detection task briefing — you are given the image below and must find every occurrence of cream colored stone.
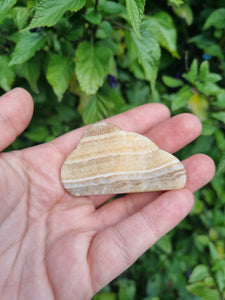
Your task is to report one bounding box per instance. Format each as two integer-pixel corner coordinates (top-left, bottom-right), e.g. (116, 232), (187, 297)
(61, 122), (186, 196)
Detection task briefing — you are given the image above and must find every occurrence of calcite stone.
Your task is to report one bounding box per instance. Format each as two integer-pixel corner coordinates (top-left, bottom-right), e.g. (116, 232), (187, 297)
(61, 122), (186, 196)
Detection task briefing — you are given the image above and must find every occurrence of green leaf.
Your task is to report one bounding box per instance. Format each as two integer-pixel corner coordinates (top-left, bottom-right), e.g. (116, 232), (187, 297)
(205, 73), (222, 83)
(0, 0), (17, 23)
(189, 35), (224, 61)
(201, 121), (217, 136)
(156, 235), (172, 254)
(54, 105), (77, 123)
(76, 41), (113, 95)
(162, 75), (183, 87)
(189, 265), (210, 283)
(168, 0), (183, 6)
(101, 1), (125, 14)
(212, 112), (225, 124)
(97, 38), (120, 55)
(215, 130), (225, 152)
(84, 9), (102, 24)
(126, 0), (145, 36)
(150, 12), (179, 57)
(28, 0), (86, 28)
(12, 7), (30, 29)
(171, 85), (193, 111)
(82, 94), (114, 124)
(15, 55), (42, 93)
(78, 93), (92, 115)
(185, 59), (198, 83)
(216, 152), (225, 175)
(131, 62), (147, 80)
(129, 19), (161, 89)
(211, 174), (225, 199)
(0, 56), (15, 91)
(204, 8), (225, 30)
(214, 93), (225, 109)
(195, 82), (222, 96)
(69, 74), (92, 114)
(214, 260), (225, 293)
(199, 62), (222, 83)
(9, 31), (45, 66)
(96, 21), (112, 39)
(199, 61), (209, 82)
(125, 81), (150, 105)
(107, 89), (127, 114)
(187, 283), (220, 300)
(118, 279), (136, 300)
(46, 54), (74, 100)
(188, 93), (208, 121)
(209, 242), (219, 261)
(172, 4), (193, 25)
(25, 126), (49, 143)
(93, 292), (116, 300)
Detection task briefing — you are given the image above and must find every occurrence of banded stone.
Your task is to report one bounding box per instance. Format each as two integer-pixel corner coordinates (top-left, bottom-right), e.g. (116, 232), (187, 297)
(61, 122), (186, 196)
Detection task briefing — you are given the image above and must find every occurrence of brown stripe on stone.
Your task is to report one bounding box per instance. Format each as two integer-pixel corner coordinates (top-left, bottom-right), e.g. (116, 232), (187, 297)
(62, 150), (172, 180)
(65, 170), (186, 196)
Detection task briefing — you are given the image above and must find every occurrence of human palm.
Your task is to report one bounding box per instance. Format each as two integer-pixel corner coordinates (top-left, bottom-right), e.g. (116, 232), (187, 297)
(0, 89), (215, 300)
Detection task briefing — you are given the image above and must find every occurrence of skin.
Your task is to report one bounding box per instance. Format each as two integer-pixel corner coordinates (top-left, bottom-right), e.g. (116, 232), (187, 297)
(0, 88), (215, 300)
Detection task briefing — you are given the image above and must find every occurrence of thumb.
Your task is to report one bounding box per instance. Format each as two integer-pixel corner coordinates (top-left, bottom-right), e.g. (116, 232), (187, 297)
(0, 88), (34, 151)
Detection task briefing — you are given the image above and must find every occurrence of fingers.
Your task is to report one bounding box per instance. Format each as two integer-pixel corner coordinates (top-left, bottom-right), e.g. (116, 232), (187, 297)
(183, 153), (215, 192)
(147, 113), (202, 153)
(90, 152), (215, 291)
(51, 103), (171, 156)
(90, 189), (194, 292)
(95, 153), (215, 227)
(0, 88), (33, 151)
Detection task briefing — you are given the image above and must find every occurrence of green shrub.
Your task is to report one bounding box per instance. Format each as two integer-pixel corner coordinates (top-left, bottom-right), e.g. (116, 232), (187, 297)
(0, 0), (225, 299)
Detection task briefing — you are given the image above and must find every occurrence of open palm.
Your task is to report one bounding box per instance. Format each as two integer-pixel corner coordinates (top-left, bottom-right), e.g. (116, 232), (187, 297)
(0, 89), (215, 300)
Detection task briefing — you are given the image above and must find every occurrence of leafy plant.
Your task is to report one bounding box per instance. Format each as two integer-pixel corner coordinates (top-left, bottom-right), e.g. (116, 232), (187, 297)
(163, 59), (225, 119)
(1, 0), (225, 299)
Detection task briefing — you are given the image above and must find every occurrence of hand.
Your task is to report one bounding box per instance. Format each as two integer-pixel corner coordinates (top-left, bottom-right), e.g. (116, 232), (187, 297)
(0, 88), (215, 300)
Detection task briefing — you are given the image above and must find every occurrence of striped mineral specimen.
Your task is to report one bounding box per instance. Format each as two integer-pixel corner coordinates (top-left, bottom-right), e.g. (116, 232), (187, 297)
(61, 122), (186, 196)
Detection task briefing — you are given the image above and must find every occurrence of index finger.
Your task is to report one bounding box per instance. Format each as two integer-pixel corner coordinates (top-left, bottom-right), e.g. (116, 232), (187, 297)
(0, 88), (33, 152)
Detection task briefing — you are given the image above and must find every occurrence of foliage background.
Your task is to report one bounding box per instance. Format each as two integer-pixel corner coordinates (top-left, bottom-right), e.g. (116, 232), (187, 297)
(0, 0), (225, 299)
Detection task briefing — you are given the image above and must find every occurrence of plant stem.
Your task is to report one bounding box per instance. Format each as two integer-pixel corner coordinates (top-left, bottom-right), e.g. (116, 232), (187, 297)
(94, 0), (99, 11)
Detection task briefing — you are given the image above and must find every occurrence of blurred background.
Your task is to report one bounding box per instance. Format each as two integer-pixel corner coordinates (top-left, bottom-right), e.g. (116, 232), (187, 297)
(0, 0), (225, 299)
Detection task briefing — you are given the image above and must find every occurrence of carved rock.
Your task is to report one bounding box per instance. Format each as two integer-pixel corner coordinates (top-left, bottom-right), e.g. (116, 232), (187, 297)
(61, 122), (186, 196)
